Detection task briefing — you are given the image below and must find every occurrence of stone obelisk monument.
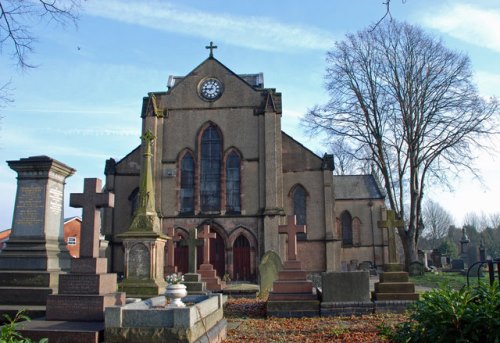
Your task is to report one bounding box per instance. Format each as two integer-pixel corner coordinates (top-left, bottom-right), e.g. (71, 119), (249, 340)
(118, 130), (169, 298)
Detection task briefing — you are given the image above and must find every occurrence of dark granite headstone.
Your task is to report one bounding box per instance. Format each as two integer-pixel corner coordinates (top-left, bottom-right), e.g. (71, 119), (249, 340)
(451, 259), (465, 270)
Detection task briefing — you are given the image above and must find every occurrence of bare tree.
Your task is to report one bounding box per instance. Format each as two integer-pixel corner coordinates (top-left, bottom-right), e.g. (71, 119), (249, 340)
(329, 137), (372, 175)
(0, 0), (82, 69)
(304, 20), (498, 269)
(422, 200), (453, 248)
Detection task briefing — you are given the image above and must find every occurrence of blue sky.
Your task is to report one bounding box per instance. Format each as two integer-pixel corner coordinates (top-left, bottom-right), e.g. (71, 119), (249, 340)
(0, 0), (499, 230)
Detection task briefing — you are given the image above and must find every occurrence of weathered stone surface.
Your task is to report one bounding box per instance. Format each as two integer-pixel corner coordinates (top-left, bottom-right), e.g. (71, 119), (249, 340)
(266, 300), (320, 318)
(321, 271), (370, 302)
(70, 258), (108, 274)
(18, 320), (104, 343)
(58, 273), (118, 294)
(321, 301), (374, 316)
(46, 293), (125, 321)
(258, 250), (282, 298)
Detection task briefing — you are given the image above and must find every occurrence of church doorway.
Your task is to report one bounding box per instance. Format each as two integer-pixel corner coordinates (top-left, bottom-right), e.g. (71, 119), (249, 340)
(174, 238), (189, 275)
(233, 235), (251, 281)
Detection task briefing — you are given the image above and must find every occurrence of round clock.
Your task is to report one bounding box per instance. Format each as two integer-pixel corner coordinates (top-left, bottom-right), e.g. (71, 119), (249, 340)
(199, 78), (223, 101)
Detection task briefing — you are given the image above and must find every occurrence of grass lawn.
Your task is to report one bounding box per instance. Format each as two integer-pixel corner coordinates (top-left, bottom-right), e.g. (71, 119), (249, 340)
(410, 271), (487, 290)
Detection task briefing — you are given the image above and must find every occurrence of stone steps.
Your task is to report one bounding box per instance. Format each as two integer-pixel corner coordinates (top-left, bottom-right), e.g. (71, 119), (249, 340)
(372, 271), (419, 301)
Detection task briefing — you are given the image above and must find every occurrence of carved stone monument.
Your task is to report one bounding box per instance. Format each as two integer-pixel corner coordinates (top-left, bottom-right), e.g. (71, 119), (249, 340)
(267, 215), (319, 317)
(0, 156), (74, 318)
(197, 224), (225, 291)
(377, 208), (403, 271)
(180, 227), (207, 295)
(118, 130), (169, 298)
(19, 178), (125, 343)
(164, 227), (182, 275)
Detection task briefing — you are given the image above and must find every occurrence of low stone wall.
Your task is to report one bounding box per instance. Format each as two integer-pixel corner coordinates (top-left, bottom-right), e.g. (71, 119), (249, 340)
(105, 294), (226, 343)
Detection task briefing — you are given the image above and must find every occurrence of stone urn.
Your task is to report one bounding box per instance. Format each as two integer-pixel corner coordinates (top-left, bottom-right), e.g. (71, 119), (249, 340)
(166, 283), (187, 308)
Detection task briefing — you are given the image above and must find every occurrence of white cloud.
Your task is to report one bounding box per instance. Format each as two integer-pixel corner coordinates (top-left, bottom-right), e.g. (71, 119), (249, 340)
(421, 3), (500, 53)
(475, 71), (500, 97)
(83, 1), (335, 52)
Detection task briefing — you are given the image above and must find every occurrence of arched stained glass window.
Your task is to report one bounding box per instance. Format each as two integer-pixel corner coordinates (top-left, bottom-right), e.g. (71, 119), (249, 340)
(341, 211), (353, 246)
(200, 125), (221, 212)
(226, 152), (241, 213)
(180, 153), (195, 214)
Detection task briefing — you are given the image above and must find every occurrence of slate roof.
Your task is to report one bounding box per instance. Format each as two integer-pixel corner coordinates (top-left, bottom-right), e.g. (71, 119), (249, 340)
(334, 174), (385, 200)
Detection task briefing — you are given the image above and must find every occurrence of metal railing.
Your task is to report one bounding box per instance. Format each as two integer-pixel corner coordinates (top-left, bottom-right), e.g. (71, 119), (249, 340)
(466, 258), (500, 287)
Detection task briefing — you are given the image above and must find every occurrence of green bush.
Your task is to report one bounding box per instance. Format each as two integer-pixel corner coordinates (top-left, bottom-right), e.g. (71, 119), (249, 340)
(391, 283), (500, 343)
(0, 310), (47, 343)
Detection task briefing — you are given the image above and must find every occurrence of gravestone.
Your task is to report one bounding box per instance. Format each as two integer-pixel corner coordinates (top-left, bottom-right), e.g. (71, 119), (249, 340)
(181, 227), (207, 295)
(320, 271), (372, 316)
(197, 224), (225, 291)
(165, 227), (182, 274)
(267, 215), (319, 317)
(19, 178), (125, 343)
(431, 249), (442, 268)
(118, 131), (169, 298)
(0, 156), (74, 318)
(451, 259), (465, 271)
(258, 250), (283, 298)
(377, 209), (403, 270)
(408, 261), (424, 276)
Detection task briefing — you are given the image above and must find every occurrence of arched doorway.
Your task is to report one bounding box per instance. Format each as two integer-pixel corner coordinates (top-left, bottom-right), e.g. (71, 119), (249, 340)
(233, 235), (251, 281)
(174, 232), (189, 275)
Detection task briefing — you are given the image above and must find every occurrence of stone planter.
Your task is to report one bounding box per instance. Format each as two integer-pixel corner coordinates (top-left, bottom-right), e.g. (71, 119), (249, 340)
(166, 283), (187, 308)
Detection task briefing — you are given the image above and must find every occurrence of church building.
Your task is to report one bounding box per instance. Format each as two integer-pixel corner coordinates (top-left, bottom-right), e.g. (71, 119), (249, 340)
(102, 45), (388, 281)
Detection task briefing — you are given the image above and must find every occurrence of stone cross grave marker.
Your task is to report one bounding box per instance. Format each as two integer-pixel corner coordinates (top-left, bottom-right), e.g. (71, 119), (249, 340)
(377, 209), (403, 264)
(70, 178), (114, 258)
(198, 224), (216, 265)
(166, 227), (182, 269)
(182, 227), (203, 273)
(278, 215), (306, 261)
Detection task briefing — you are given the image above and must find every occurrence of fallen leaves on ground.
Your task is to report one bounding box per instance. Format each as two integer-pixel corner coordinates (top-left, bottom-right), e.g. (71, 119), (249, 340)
(224, 298), (407, 342)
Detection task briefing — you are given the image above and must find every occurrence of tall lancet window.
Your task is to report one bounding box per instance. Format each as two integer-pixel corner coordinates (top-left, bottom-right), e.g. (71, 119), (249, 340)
(226, 152), (241, 213)
(292, 185), (307, 225)
(341, 210), (353, 246)
(180, 153), (195, 214)
(200, 125), (221, 212)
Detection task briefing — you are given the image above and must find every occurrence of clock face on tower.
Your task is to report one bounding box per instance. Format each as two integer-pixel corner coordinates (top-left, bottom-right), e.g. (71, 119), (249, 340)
(199, 78), (223, 101)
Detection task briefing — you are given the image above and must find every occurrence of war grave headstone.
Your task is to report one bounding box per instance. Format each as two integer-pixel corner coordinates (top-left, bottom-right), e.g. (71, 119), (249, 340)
(197, 224), (226, 291)
(180, 227), (207, 295)
(18, 177), (125, 343)
(0, 156), (74, 319)
(374, 209), (418, 312)
(258, 250), (283, 299)
(267, 215), (319, 317)
(118, 131), (169, 298)
(320, 271), (372, 316)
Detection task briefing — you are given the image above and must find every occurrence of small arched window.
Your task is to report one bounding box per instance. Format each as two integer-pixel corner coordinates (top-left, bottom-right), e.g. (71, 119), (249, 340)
(200, 125), (221, 212)
(180, 153), (195, 214)
(341, 211), (353, 246)
(129, 188), (139, 217)
(226, 152), (241, 213)
(293, 185), (307, 225)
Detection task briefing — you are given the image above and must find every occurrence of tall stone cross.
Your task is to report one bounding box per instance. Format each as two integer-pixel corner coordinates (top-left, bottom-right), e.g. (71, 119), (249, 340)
(182, 227), (204, 273)
(198, 224), (216, 265)
(70, 178), (114, 258)
(279, 215), (306, 261)
(205, 41), (217, 57)
(166, 227), (182, 269)
(377, 209), (403, 264)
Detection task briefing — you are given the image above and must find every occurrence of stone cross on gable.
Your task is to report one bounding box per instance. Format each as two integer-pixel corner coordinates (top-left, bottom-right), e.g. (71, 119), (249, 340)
(279, 215), (306, 261)
(70, 178), (114, 258)
(198, 224), (216, 265)
(205, 41), (217, 57)
(166, 227), (182, 268)
(181, 227), (204, 273)
(377, 209), (404, 264)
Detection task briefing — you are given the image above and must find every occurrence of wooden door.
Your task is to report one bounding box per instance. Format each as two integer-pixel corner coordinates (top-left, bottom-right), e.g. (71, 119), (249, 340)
(233, 235), (251, 281)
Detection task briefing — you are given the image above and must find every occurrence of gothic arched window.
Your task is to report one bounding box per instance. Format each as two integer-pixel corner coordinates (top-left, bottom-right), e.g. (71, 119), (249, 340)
(293, 185), (307, 225)
(341, 211), (353, 246)
(226, 152), (241, 213)
(200, 125), (221, 212)
(180, 153), (195, 214)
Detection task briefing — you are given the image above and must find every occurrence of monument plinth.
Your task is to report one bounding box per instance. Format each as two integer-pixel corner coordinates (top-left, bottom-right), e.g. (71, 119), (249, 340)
(118, 130), (169, 298)
(267, 216), (319, 317)
(0, 156), (75, 318)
